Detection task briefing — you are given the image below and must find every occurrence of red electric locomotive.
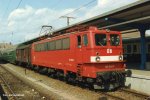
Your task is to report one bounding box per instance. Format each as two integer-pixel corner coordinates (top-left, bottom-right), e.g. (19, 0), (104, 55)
(16, 26), (130, 90)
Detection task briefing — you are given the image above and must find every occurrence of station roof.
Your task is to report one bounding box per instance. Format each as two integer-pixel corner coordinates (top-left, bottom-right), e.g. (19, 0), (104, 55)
(22, 0), (150, 45)
(123, 36), (150, 43)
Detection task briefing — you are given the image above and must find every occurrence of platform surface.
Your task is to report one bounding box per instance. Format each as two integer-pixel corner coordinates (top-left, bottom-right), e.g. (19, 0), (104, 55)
(126, 69), (150, 95)
(131, 69), (150, 77)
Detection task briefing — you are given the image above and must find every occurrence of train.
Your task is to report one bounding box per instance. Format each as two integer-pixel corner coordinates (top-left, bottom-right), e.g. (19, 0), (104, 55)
(0, 46), (17, 64)
(0, 26), (131, 90)
(123, 36), (150, 62)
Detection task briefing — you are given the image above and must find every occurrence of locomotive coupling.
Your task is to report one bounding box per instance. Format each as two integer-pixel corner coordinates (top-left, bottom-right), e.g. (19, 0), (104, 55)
(96, 71), (125, 82)
(95, 71), (126, 90)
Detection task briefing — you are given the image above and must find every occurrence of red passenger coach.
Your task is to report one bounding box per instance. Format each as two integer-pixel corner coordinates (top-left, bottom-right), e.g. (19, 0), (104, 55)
(30, 27), (128, 90)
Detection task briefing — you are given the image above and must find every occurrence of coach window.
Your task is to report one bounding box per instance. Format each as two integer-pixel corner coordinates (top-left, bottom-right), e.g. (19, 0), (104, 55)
(83, 34), (88, 46)
(127, 44), (132, 54)
(56, 39), (62, 50)
(133, 44), (137, 53)
(95, 34), (106, 46)
(77, 36), (81, 48)
(63, 38), (70, 49)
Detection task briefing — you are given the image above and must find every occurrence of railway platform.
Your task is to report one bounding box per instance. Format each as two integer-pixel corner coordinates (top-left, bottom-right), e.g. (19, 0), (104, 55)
(126, 62), (150, 70)
(126, 69), (150, 95)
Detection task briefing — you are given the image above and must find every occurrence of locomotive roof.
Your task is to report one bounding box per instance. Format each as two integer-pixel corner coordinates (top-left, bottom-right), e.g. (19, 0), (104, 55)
(20, 0), (150, 45)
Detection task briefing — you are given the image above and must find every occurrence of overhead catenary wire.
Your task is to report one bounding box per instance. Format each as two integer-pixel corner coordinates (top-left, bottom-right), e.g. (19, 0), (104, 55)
(16, 0), (23, 9)
(0, 0), (23, 43)
(7, 0), (23, 24)
(51, 0), (63, 10)
(1, 0), (12, 20)
(69, 1), (97, 25)
(4, 0), (24, 44)
(47, 0), (96, 28)
(62, 0), (96, 16)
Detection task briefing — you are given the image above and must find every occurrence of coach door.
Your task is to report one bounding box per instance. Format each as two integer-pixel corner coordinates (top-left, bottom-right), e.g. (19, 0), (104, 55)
(76, 35), (83, 63)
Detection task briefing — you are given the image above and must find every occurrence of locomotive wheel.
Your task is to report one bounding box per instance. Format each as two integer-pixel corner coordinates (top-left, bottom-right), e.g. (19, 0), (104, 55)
(34, 66), (40, 72)
(65, 72), (77, 85)
(39, 68), (48, 75)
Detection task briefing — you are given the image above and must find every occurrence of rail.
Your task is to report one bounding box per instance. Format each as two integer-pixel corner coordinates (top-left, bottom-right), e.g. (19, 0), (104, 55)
(0, 65), (19, 100)
(100, 92), (124, 100)
(121, 88), (150, 99)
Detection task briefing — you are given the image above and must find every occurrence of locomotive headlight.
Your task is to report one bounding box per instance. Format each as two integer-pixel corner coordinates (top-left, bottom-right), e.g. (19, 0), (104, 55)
(96, 56), (100, 62)
(119, 55), (123, 61)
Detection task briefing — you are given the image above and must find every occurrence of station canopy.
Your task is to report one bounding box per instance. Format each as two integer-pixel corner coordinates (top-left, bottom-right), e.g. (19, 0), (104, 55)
(22, 0), (150, 45)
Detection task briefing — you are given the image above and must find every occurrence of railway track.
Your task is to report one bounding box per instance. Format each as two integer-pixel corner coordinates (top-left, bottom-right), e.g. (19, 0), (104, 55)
(1, 63), (150, 100)
(0, 68), (19, 100)
(97, 88), (150, 100)
(0, 64), (46, 100)
(99, 92), (125, 100)
(121, 88), (150, 99)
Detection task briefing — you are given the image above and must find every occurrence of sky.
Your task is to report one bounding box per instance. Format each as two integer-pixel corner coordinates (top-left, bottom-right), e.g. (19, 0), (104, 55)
(0, 0), (149, 44)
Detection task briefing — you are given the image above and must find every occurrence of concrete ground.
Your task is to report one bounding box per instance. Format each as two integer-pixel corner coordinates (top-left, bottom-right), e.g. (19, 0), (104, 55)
(125, 66), (150, 95)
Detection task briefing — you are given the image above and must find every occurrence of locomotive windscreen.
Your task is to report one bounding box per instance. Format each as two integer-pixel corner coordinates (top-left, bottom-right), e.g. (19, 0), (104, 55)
(110, 34), (120, 46)
(95, 34), (107, 46)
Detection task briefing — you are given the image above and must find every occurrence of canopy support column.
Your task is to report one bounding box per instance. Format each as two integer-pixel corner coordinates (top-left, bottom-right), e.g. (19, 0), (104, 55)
(139, 28), (146, 70)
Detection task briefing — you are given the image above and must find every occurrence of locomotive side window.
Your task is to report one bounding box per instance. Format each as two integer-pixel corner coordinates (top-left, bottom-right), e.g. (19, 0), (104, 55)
(35, 44), (38, 51)
(77, 36), (81, 48)
(47, 42), (50, 50)
(56, 39), (62, 50)
(95, 34), (106, 46)
(62, 38), (70, 49)
(110, 34), (120, 46)
(127, 44), (132, 54)
(35, 44), (40, 52)
(39, 44), (42, 51)
(50, 41), (56, 50)
(41, 43), (45, 51)
(38, 44), (41, 51)
(83, 34), (88, 46)
(44, 43), (48, 51)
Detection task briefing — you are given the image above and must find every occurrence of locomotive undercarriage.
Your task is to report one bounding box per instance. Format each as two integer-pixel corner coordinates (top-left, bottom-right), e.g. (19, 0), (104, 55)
(94, 71), (126, 90)
(20, 64), (130, 90)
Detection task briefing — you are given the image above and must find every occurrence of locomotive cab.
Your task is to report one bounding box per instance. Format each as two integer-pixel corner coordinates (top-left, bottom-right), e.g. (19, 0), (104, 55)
(75, 27), (127, 90)
(91, 31), (123, 63)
